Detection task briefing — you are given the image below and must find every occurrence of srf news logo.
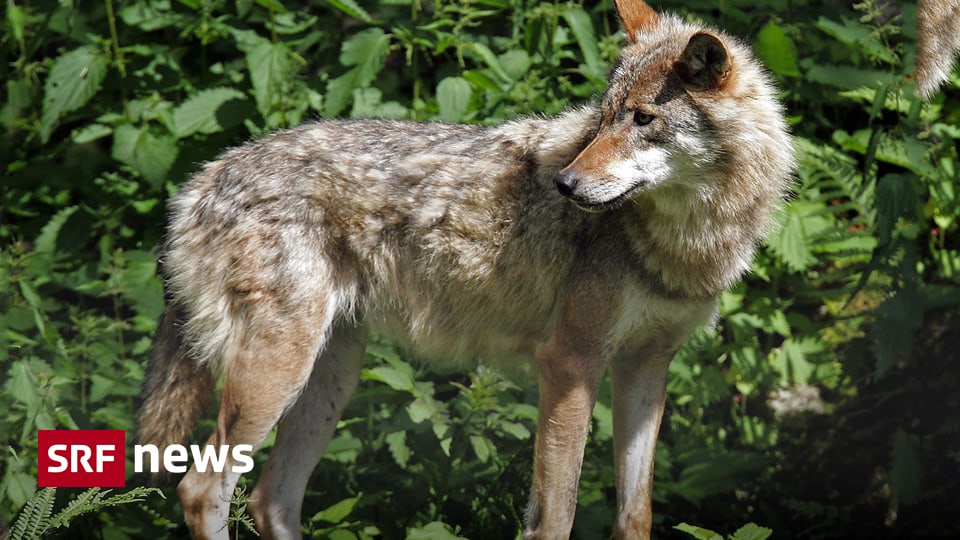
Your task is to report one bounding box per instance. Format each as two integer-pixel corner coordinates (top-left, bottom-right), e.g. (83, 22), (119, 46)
(38, 430), (253, 488)
(38, 430), (126, 487)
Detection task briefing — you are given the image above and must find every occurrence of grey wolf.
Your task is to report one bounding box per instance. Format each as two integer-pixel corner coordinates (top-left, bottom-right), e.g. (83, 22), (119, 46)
(917, 0), (960, 98)
(137, 1), (794, 538)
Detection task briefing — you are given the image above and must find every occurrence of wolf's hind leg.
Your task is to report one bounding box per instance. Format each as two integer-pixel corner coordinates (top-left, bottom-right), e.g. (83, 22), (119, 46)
(177, 300), (337, 540)
(249, 323), (367, 539)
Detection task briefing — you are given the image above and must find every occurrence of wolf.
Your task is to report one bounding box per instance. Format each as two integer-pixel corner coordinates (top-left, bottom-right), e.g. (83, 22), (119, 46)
(137, 1), (795, 538)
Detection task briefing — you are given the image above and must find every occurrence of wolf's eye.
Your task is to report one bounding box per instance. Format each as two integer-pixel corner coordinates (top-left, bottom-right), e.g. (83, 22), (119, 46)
(633, 111), (655, 126)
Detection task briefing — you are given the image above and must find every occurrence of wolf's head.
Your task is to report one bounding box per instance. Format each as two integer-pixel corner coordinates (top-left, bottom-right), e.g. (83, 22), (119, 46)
(556, 0), (792, 214)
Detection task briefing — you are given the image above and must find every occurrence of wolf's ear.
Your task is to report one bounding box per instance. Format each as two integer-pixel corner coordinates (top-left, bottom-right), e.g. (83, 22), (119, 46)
(676, 32), (731, 90)
(614, 0), (659, 44)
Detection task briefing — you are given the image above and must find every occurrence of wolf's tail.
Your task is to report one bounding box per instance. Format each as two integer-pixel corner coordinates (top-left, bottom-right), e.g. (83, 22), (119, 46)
(916, 0), (960, 99)
(137, 305), (213, 485)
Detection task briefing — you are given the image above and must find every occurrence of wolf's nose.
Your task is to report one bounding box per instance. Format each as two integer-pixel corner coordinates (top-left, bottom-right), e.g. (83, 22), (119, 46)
(555, 171), (579, 197)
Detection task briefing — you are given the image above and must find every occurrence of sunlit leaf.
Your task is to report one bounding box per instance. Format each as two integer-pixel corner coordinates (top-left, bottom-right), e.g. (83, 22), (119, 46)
(40, 46), (109, 143)
(757, 22), (800, 77)
(172, 87), (246, 138)
(312, 494), (362, 523)
(562, 7), (603, 78)
(111, 124), (178, 190)
(326, 0), (376, 24)
(436, 77), (472, 122)
(324, 28), (389, 116)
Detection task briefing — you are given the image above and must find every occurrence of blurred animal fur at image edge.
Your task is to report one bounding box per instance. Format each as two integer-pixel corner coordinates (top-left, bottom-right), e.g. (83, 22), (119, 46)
(917, 0), (960, 98)
(138, 0), (958, 538)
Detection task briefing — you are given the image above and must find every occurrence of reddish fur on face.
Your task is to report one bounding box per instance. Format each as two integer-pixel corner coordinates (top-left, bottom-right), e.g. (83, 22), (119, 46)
(562, 123), (629, 178)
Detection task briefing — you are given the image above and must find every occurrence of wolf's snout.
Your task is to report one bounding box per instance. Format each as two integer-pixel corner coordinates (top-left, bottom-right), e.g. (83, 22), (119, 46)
(555, 170), (579, 197)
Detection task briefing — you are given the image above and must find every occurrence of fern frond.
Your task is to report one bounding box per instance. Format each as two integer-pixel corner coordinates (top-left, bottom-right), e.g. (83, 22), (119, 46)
(45, 488), (108, 531)
(10, 487), (56, 540)
(796, 136), (874, 219)
(98, 486), (162, 506)
(44, 487), (162, 532)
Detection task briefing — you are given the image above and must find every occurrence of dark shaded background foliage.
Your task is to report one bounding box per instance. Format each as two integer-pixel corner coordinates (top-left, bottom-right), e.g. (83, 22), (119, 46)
(2, 0), (959, 538)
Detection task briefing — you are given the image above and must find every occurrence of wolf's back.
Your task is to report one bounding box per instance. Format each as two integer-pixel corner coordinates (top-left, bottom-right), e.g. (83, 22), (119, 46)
(137, 305), (213, 484)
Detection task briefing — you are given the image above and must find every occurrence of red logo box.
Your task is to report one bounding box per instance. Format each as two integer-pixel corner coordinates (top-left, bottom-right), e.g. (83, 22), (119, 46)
(38, 430), (126, 488)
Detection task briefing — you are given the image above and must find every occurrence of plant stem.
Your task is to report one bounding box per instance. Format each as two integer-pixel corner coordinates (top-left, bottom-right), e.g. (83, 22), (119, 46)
(104, 0), (125, 76)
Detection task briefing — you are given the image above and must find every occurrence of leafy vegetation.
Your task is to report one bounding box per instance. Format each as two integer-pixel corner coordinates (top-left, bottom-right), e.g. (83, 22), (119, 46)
(2, 0), (959, 538)
(7, 487), (160, 540)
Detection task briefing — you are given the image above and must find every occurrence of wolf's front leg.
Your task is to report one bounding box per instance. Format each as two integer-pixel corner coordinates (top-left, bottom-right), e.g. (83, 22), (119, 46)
(610, 346), (674, 540)
(523, 336), (606, 540)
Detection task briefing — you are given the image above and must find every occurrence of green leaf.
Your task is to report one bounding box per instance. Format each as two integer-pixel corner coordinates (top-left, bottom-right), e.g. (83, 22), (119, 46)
(34, 206), (79, 255)
(10, 486), (55, 540)
(312, 494), (362, 523)
(2, 469), (37, 511)
(350, 87), (384, 117)
(40, 45), (109, 143)
(875, 173), (920, 245)
(72, 123), (113, 144)
(111, 124), (178, 190)
(9, 360), (42, 411)
(870, 285), (923, 377)
(326, 0), (377, 24)
(8, 4), (27, 45)
(839, 85), (914, 114)
(470, 43), (511, 84)
(254, 0), (288, 13)
(815, 17), (897, 64)
(119, 2), (185, 31)
(349, 87), (408, 119)
(366, 342), (403, 363)
(836, 130), (939, 179)
(805, 64), (888, 90)
(756, 22), (800, 77)
(731, 523), (774, 540)
(324, 28), (390, 116)
(172, 88), (246, 138)
(562, 7), (603, 77)
(772, 337), (825, 384)
(362, 365), (415, 392)
(674, 523), (723, 540)
(672, 450), (772, 501)
(500, 420), (531, 440)
(767, 203), (819, 272)
(591, 400), (613, 442)
(469, 434), (492, 463)
(339, 27), (388, 68)
(461, 70), (503, 92)
(407, 393), (439, 424)
(17, 281), (47, 342)
(890, 429), (922, 505)
(386, 430), (411, 468)
(436, 77), (472, 122)
(406, 521), (468, 540)
(498, 50), (532, 82)
(243, 36), (299, 117)
(40, 487), (161, 532)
